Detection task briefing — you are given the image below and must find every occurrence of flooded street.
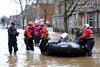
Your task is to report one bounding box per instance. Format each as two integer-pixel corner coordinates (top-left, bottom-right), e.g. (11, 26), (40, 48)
(0, 27), (100, 67)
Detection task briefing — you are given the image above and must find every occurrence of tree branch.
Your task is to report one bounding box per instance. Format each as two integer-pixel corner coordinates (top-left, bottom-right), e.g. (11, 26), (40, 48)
(81, 0), (90, 6)
(39, 4), (47, 13)
(67, 0), (80, 18)
(66, 1), (74, 13)
(13, 0), (20, 5)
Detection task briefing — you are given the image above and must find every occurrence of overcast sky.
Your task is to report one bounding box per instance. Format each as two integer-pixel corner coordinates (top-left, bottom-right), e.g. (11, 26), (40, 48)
(0, 0), (21, 18)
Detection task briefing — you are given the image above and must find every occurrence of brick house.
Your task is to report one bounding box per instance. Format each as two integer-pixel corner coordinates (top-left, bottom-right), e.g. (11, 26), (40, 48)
(37, 3), (55, 25)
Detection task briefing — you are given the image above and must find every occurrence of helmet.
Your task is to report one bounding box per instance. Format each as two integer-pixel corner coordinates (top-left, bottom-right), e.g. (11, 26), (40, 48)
(40, 21), (44, 26)
(28, 21), (33, 25)
(60, 33), (68, 39)
(35, 21), (39, 23)
(84, 24), (90, 28)
(11, 22), (15, 25)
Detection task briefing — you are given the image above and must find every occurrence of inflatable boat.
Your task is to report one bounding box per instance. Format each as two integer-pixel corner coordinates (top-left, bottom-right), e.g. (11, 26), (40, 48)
(45, 42), (87, 57)
(40, 33), (87, 57)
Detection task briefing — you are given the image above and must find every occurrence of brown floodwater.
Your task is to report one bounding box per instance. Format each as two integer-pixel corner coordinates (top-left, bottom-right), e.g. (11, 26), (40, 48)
(0, 28), (100, 67)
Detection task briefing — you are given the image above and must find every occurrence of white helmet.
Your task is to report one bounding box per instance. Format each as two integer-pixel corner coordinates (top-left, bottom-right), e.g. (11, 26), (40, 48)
(35, 21), (39, 23)
(60, 33), (68, 39)
(84, 24), (90, 28)
(40, 21), (44, 25)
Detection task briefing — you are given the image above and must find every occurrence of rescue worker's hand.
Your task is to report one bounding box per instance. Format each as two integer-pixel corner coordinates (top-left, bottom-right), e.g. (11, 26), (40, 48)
(30, 36), (33, 40)
(47, 37), (50, 40)
(29, 36), (32, 38)
(16, 32), (19, 36)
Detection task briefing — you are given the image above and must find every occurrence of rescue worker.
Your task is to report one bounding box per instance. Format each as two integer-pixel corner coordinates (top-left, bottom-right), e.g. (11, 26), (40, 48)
(8, 22), (19, 55)
(24, 21), (34, 51)
(79, 24), (95, 56)
(39, 22), (49, 54)
(33, 21), (41, 47)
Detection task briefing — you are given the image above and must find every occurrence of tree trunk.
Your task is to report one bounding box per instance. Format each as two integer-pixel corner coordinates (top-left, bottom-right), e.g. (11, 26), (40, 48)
(64, 16), (68, 32)
(19, 0), (24, 29)
(44, 10), (47, 24)
(64, 0), (68, 33)
(22, 14), (24, 29)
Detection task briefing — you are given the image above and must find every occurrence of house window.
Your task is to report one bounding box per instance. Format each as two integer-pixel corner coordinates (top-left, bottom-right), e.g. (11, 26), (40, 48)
(88, 14), (93, 26)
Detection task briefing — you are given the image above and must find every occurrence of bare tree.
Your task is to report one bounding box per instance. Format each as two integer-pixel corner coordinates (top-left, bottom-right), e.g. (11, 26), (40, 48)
(14, 0), (32, 29)
(25, 0), (39, 23)
(38, 0), (54, 24)
(58, 0), (90, 32)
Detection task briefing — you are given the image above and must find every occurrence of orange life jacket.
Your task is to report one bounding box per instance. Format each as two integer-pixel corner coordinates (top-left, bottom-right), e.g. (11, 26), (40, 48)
(41, 26), (48, 39)
(80, 28), (94, 39)
(24, 26), (33, 39)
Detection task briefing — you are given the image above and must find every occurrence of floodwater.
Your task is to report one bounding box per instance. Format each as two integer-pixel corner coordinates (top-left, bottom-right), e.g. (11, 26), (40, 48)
(0, 27), (100, 67)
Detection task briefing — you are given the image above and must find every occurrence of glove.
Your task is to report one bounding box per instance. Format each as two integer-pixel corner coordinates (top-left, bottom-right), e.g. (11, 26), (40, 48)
(29, 36), (34, 40)
(16, 32), (19, 36)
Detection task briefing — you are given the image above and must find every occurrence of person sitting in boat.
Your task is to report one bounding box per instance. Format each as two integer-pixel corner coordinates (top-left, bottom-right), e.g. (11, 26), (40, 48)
(78, 24), (95, 56)
(75, 27), (83, 43)
(58, 33), (69, 42)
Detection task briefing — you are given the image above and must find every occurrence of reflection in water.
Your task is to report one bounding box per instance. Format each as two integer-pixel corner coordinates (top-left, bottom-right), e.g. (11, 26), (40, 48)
(37, 55), (98, 67)
(6, 54), (100, 67)
(5, 48), (100, 67)
(33, 53), (40, 65)
(7, 55), (17, 67)
(25, 52), (34, 67)
(25, 51), (48, 67)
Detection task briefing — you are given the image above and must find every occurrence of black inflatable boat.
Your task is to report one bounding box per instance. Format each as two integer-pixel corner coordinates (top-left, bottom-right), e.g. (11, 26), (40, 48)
(44, 42), (87, 57)
(40, 33), (87, 57)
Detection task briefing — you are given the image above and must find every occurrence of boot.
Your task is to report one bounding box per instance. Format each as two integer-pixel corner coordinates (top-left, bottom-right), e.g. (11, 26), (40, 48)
(14, 51), (17, 55)
(9, 51), (12, 55)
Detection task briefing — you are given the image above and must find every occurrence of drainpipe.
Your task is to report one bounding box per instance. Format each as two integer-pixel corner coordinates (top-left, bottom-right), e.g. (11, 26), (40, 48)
(97, 11), (99, 32)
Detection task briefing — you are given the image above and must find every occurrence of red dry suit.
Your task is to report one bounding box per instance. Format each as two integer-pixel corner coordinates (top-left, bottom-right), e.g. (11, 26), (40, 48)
(41, 26), (48, 39)
(24, 26), (33, 39)
(80, 28), (94, 39)
(80, 28), (95, 56)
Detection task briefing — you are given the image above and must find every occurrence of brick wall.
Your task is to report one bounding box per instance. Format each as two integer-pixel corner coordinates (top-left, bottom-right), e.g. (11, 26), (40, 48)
(37, 4), (55, 23)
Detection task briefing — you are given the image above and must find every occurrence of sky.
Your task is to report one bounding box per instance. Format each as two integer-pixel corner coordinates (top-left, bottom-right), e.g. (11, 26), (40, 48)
(0, 0), (21, 18)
